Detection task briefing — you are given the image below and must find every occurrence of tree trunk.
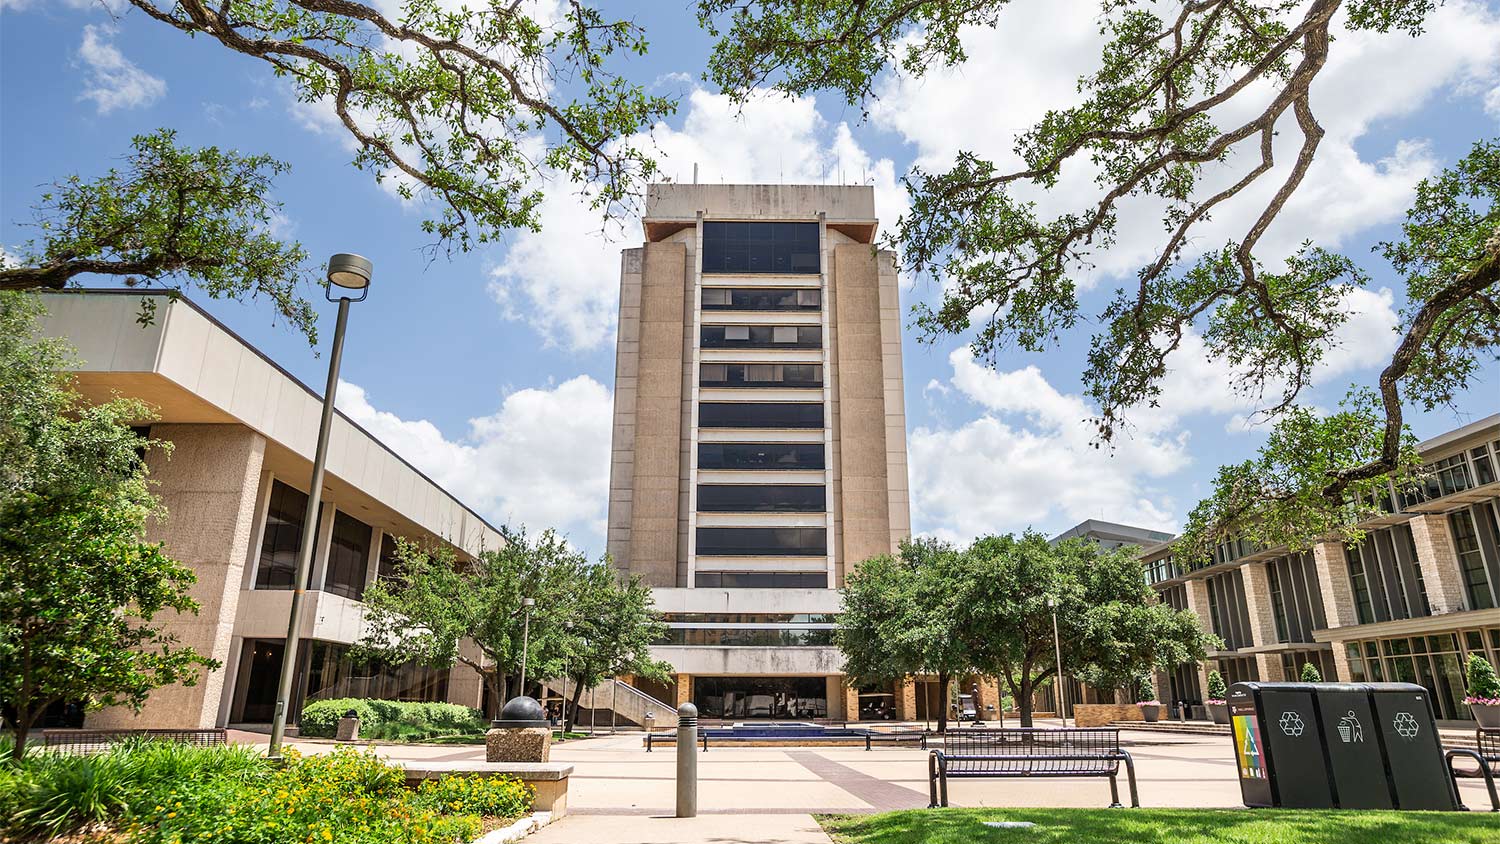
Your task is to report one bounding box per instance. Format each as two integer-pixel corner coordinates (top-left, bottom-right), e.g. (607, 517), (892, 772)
(1018, 678), (1034, 727)
(568, 676), (586, 733)
(935, 671), (950, 733)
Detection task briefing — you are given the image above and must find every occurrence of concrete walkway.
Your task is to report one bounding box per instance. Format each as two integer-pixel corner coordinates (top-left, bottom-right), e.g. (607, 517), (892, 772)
(235, 729), (1498, 842)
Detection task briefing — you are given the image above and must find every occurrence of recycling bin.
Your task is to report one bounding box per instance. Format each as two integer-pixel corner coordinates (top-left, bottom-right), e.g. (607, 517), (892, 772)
(1226, 681), (1459, 810)
(1228, 682), (1333, 807)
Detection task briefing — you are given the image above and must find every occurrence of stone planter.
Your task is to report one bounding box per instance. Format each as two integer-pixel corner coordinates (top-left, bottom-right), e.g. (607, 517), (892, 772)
(1140, 704), (1161, 723)
(1207, 703), (1230, 725)
(1471, 702), (1500, 729)
(335, 710), (360, 742)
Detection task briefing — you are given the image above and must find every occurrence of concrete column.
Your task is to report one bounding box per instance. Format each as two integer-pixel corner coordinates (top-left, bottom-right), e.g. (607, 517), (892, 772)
(1409, 514), (1469, 614)
(1311, 541), (1360, 628)
(673, 674), (693, 707)
(89, 424), (267, 728)
(976, 677), (1002, 719)
(1184, 577), (1215, 637)
(1254, 653), (1286, 683)
(1330, 640), (1354, 683)
(1239, 563), (1282, 647)
(896, 678), (917, 721)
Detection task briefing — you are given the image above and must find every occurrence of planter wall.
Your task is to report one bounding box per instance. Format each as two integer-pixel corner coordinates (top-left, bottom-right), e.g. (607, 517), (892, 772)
(1072, 703), (1145, 728)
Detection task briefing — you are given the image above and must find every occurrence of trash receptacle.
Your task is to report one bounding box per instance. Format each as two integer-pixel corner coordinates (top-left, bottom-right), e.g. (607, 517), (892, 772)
(1226, 681), (1460, 810)
(1228, 682), (1334, 808)
(1313, 685), (1391, 809)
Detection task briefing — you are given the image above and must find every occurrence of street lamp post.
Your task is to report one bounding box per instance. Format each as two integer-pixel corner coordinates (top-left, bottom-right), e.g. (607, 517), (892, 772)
(1047, 596), (1067, 727)
(518, 597), (536, 699)
(267, 253), (372, 760)
(562, 620), (575, 734)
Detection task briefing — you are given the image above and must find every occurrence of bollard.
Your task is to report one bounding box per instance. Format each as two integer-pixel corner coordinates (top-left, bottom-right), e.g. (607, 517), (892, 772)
(675, 702), (698, 818)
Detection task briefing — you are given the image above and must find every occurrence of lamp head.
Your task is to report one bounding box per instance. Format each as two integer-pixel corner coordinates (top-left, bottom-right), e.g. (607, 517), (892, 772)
(326, 253), (372, 300)
(522, 597), (536, 608)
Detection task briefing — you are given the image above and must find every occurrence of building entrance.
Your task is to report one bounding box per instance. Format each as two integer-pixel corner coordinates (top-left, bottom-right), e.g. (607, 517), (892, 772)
(693, 676), (827, 719)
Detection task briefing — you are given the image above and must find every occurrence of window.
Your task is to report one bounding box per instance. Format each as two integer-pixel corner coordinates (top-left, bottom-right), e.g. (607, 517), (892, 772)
(1348, 548), (1376, 624)
(696, 527), (827, 556)
(324, 511), (372, 600)
(1267, 565), (1289, 643)
(693, 572), (828, 588)
(701, 324), (821, 349)
(257, 480), (310, 589)
(697, 484), (826, 512)
(1473, 446), (1495, 486)
(701, 288), (821, 311)
(698, 442), (825, 470)
(701, 221), (819, 274)
(657, 627), (834, 645)
(699, 363), (823, 389)
(1450, 505), (1498, 610)
(699, 402), (823, 428)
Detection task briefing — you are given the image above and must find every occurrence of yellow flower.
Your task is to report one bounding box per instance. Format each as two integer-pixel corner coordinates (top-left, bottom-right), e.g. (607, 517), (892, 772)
(322, 829), (333, 841)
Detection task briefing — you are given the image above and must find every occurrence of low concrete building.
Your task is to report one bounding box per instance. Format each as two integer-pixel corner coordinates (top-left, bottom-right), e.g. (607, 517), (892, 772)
(1138, 414), (1500, 723)
(34, 290), (503, 729)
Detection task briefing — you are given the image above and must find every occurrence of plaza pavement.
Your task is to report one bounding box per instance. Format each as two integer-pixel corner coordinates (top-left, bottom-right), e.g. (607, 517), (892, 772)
(229, 727), (1499, 844)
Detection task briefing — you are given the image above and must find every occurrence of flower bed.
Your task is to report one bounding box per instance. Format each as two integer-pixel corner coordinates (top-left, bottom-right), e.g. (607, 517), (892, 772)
(0, 739), (530, 843)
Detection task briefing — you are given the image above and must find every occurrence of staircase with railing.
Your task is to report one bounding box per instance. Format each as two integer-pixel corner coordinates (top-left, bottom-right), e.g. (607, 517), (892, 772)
(541, 678), (678, 730)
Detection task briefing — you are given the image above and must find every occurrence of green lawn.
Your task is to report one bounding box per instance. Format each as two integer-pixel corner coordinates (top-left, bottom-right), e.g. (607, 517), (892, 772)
(818, 808), (1500, 844)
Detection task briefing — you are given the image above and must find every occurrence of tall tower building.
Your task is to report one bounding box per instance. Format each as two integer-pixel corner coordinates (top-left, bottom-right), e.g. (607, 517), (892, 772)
(607, 184), (911, 721)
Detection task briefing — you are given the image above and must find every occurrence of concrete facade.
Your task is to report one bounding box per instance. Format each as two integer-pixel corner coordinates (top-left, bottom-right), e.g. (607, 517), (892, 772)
(606, 185), (910, 721)
(35, 291), (505, 729)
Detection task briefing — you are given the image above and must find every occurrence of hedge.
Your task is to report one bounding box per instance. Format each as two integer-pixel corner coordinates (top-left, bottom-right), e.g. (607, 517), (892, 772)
(300, 699), (487, 740)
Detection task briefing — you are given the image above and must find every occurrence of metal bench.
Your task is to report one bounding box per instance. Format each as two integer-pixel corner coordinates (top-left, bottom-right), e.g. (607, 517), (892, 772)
(644, 731), (707, 752)
(41, 728), (227, 754)
(1445, 728), (1500, 812)
(927, 727), (1139, 808)
(864, 730), (928, 750)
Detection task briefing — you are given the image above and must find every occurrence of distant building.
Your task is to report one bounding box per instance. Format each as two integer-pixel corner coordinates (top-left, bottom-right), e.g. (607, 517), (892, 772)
(1051, 519), (1175, 551)
(34, 291), (500, 729)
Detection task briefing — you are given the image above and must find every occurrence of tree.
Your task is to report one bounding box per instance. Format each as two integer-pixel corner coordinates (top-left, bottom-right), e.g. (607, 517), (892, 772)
(0, 292), (216, 758)
(838, 538), (975, 732)
(357, 527), (668, 715)
(0, 130), (317, 344)
(126, 0), (675, 252)
(1207, 669), (1228, 703)
(1300, 661), (1323, 683)
(558, 567), (670, 730)
(1464, 654), (1500, 703)
(957, 534), (1213, 726)
(698, 2), (1499, 545)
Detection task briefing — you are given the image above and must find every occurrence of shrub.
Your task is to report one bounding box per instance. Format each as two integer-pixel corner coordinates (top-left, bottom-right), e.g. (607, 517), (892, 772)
(1206, 670), (1227, 703)
(1465, 654), (1500, 704)
(300, 698), (487, 739)
(6, 750), (135, 838)
(1300, 662), (1323, 683)
(413, 774), (532, 819)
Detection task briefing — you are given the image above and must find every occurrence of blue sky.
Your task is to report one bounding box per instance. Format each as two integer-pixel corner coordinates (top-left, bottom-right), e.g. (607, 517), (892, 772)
(3, 0), (1498, 556)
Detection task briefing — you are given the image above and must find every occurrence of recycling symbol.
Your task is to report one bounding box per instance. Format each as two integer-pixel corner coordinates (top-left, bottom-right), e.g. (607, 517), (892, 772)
(1278, 710), (1306, 737)
(1392, 711), (1420, 739)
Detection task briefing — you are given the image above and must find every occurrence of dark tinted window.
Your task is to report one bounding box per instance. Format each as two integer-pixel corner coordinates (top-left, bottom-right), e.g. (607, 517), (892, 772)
(700, 363), (822, 388)
(699, 402), (823, 429)
(324, 511), (372, 600)
(701, 288), (820, 310)
(257, 480), (310, 589)
(694, 572), (828, 588)
(702, 221), (819, 274)
(699, 443), (825, 470)
(696, 527), (826, 556)
(701, 325), (821, 349)
(697, 484), (826, 512)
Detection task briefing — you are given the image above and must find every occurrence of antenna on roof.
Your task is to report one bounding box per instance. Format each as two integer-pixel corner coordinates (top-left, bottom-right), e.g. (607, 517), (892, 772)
(693, 163), (699, 184)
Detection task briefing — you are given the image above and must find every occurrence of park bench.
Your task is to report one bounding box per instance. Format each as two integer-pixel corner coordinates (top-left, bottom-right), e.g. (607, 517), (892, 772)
(864, 730), (928, 750)
(927, 727), (1139, 808)
(41, 728), (227, 754)
(1444, 728), (1500, 812)
(644, 731), (708, 752)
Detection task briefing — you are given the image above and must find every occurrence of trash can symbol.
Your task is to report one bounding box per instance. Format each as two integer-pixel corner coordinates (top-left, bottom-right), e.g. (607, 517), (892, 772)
(1336, 711), (1363, 743)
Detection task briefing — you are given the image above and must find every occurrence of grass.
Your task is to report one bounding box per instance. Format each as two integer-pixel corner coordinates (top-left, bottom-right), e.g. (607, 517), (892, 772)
(817, 808), (1500, 844)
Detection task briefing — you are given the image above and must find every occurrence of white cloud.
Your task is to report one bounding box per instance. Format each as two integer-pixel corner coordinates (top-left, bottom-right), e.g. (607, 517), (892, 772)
(76, 24), (165, 114)
(488, 88), (906, 351)
(3, 0), (128, 11)
(336, 375), (614, 548)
